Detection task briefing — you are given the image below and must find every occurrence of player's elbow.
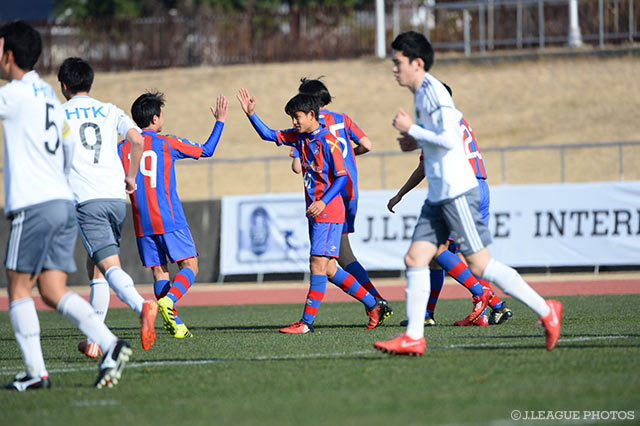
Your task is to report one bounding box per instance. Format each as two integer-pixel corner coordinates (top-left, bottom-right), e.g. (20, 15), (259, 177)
(358, 137), (372, 153)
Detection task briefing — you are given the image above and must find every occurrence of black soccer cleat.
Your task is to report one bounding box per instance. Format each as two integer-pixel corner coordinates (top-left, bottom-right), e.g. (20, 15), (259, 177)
(3, 372), (51, 392)
(489, 303), (514, 325)
(95, 340), (132, 389)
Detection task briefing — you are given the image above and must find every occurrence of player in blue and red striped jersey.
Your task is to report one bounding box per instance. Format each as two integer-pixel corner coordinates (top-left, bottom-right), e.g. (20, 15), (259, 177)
(388, 84), (513, 327)
(243, 92), (389, 333)
(236, 80), (393, 325)
(118, 91), (228, 338)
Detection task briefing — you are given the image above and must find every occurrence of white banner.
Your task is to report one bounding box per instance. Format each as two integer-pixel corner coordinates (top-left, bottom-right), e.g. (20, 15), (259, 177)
(220, 181), (640, 275)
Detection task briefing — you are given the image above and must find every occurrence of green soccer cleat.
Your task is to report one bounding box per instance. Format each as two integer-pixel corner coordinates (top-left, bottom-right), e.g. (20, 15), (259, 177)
(173, 323), (194, 339)
(157, 296), (178, 336)
(400, 313), (436, 327)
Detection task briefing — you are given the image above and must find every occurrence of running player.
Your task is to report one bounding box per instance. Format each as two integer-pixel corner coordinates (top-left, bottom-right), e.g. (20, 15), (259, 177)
(374, 31), (562, 355)
(57, 57), (158, 357)
(1, 21), (131, 391)
(389, 84), (513, 327)
(237, 82), (392, 325)
(118, 91), (227, 338)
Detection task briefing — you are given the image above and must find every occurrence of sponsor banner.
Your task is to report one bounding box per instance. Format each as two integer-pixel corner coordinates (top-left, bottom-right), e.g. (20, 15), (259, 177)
(220, 181), (640, 275)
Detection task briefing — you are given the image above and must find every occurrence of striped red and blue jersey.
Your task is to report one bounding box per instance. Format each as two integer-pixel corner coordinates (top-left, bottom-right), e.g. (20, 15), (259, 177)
(278, 109), (365, 201)
(460, 118), (487, 180)
(279, 127), (347, 223)
(118, 129), (203, 237)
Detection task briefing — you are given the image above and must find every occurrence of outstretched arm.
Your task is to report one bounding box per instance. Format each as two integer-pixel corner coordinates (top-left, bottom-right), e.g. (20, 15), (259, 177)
(200, 95), (228, 158)
(236, 88), (278, 142)
(387, 149), (425, 213)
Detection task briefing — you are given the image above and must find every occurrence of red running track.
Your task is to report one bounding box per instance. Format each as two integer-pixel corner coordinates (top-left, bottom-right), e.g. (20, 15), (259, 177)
(1, 277), (639, 311)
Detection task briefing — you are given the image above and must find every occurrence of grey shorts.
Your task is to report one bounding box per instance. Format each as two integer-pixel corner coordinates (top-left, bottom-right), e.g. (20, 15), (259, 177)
(4, 199), (77, 275)
(76, 199), (126, 263)
(412, 187), (492, 256)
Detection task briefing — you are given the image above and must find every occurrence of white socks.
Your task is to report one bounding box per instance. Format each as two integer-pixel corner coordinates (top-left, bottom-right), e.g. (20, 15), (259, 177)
(56, 292), (117, 354)
(405, 267), (431, 340)
(482, 258), (550, 318)
(89, 278), (110, 322)
(105, 266), (144, 315)
(10, 298), (47, 378)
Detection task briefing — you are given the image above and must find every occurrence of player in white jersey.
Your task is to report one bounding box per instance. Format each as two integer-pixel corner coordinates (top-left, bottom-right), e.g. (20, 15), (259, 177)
(1, 21), (131, 391)
(58, 57), (157, 357)
(374, 31), (563, 355)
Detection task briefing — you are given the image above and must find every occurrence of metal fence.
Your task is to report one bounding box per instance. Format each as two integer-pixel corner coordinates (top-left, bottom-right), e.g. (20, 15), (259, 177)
(19, 0), (640, 73)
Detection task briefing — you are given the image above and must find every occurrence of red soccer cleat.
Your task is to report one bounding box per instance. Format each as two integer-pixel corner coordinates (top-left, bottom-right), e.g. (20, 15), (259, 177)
(140, 300), (158, 351)
(78, 341), (102, 359)
(374, 334), (426, 356)
(539, 299), (563, 351)
(454, 312), (489, 326)
(279, 321), (314, 334)
(456, 287), (493, 325)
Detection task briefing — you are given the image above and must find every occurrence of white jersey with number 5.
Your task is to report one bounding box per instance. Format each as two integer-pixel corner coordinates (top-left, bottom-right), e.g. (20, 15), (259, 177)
(63, 95), (138, 204)
(0, 71), (73, 217)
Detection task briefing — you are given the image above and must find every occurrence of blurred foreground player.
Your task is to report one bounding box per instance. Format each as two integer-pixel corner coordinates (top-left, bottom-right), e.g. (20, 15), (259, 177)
(374, 31), (562, 356)
(58, 57), (158, 357)
(1, 21), (131, 390)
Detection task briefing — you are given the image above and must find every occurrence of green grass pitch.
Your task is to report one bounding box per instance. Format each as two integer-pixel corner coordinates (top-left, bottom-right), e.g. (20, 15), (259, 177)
(1, 294), (639, 425)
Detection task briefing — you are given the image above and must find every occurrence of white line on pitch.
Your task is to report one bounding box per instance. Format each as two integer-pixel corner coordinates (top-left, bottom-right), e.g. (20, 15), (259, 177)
(0, 334), (636, 377)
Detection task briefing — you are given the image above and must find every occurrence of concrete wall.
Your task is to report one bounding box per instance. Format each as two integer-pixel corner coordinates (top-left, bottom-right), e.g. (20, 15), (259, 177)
(0, 200), (221, 287)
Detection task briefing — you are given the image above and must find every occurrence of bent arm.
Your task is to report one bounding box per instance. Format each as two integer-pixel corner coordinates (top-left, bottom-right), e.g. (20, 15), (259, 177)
(321, 175), (347, 206)
(353, 136), (372, 155)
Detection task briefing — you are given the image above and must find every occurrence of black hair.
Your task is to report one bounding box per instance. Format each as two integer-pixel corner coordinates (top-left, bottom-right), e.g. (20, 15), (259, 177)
(391, 31), (434, 72)
(441, 82), (453, 96)
(131, 91), (165, 128)
(0, 21), (42, 71)
(284, 93), (319, 119)
(57, 57), (94, 94)
(298, 77), (332, 107)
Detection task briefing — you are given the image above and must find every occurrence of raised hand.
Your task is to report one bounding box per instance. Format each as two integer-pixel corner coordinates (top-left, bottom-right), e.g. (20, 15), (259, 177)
(235, 88), (256, 115)
(211, 94), (229, 122)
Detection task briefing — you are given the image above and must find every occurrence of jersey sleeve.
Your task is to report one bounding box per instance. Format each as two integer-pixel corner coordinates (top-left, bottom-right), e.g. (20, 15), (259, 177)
(289, 146), (300, 158)
(326, 134), (347, 178)
(166, 135), (204, 159)
(0, 85), (16, 120)
(343, 114), (366, 145)
(114, 105), (139, 139)
(276, 129), (299, 147)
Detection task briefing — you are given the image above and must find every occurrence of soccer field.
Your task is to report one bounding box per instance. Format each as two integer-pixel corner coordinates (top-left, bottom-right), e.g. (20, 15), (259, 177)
(1, 294), (639, 426)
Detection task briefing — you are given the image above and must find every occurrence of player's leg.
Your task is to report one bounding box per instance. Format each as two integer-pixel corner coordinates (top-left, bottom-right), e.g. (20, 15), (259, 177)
(155, 227), (199, 338)
(399, 254), (442, 327)
(280, 221), (334, 334)
(77, 259), (108, 358)
(447, 189), (561, 350)
(375, 199), (444, 355)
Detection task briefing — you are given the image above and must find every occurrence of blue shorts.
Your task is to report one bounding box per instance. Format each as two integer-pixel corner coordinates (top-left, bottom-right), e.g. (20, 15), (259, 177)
(342, 198), (358, 234)
(136, 226), (198, 268)
(308, 220), (342, 258)
(448, 179), (490, 253)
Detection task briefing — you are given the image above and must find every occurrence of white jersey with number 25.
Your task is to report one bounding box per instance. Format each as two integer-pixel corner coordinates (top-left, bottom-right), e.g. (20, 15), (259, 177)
(63, 95), (138, 204)
(0, 71), (73, 217)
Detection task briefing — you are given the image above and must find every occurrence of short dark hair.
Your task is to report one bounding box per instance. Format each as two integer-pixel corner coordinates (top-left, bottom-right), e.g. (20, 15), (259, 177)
(441, 82), (453, 96)
(131, 91), (165, 128)
(0, 21), (42, 71)
(298, 77), (332, 107)
(284, 93), (319, 119)
(391, 31), (434, 72)
(58, 57), (94, 94)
